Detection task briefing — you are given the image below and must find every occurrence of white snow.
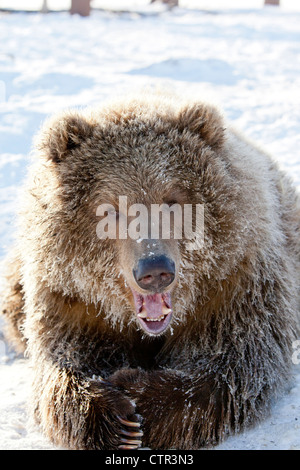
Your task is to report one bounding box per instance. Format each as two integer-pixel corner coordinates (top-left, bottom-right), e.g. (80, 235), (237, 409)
(0, 0), (300, 451)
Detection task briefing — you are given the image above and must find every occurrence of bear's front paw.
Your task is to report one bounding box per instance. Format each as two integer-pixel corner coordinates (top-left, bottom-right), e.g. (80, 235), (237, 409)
(108, 368), (146, 395)
(89, 379), (143, 450)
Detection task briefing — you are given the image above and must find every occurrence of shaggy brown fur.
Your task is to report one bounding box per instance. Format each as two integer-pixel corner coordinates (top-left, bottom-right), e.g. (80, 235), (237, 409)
(1, 95), (300, 450)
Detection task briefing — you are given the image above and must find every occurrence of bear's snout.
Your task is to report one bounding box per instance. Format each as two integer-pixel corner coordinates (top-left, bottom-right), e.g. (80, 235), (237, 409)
(133, 255), (175, 293)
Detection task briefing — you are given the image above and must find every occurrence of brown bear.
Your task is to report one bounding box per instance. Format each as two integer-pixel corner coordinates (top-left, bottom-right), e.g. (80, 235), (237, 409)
(1, 94), (300, 450)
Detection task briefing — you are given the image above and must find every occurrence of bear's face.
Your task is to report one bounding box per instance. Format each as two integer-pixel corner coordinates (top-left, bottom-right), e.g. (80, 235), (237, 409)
(30, 98), (247, 336)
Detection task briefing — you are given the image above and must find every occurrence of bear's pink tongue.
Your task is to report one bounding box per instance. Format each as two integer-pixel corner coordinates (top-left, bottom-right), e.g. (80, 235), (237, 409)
(142, 294), (164, 318)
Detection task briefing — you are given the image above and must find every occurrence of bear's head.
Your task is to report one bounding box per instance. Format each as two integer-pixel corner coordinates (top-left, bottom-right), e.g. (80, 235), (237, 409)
(24, 96), (253, 336)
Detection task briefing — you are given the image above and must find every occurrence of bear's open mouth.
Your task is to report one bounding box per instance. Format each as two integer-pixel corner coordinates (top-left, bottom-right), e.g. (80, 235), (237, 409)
(131, 289), (173, 335)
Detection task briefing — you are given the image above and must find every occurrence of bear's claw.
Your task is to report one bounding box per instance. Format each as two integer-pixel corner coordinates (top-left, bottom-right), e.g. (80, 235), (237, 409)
(117, 416), (141, 428)
(118, 445), (141, 450)
(120, 429), (144, 438)
(120, 437), (143, 445)
(117, 416), (143, 449)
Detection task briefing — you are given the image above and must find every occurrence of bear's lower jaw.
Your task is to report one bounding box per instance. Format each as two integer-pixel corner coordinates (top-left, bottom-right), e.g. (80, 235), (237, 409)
(131, 289), (173, 335)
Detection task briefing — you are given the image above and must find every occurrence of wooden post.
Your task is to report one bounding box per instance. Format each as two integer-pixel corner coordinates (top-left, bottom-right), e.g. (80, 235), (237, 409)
(150, 0), (179, 6)
(264, 0), (280, 5)
(71, 0), (91, 17)
(41, 0), (48, 13)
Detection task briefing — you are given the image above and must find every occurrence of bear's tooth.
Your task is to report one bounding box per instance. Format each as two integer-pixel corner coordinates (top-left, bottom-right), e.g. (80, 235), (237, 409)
(144, 314), (166, 322)
(162, 305), (172, 315)
(137, 308), (147, 318)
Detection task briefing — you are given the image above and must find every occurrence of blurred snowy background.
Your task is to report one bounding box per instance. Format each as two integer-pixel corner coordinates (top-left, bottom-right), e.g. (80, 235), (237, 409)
(0, 0), (299, 450)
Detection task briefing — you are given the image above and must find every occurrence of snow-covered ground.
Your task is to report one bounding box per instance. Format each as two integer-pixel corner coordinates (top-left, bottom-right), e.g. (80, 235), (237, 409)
(0, 0), (300, 450)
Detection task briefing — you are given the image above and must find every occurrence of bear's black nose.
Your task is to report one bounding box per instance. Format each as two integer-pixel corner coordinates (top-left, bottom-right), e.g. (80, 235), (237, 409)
(133, 255), (175, 292)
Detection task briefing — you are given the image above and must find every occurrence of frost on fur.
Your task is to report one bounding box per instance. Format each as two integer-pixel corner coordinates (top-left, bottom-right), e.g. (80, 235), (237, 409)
(1, 96), (299, 450)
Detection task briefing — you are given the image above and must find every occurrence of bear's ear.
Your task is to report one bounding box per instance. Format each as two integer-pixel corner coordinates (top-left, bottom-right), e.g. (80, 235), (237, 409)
(178, 103), (225, 150)
(36, 112), (95, 163)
